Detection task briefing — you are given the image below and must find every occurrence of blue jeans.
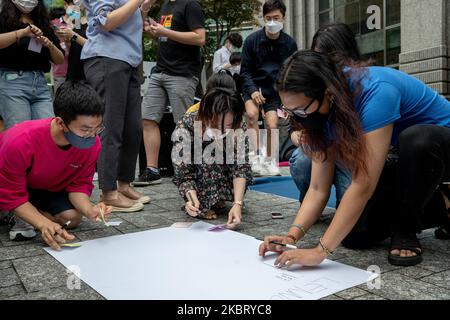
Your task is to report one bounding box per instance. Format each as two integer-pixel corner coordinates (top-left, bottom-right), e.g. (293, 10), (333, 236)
(289, 148), (352, 207)
(0, 69), (54, 129)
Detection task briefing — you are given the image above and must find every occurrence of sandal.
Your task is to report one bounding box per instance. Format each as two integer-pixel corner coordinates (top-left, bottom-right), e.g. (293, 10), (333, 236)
(388, 232), (423, 267)
(183, 208), (217, 220)
(212, 201), (227, 214)
(200, 210), (218, 220)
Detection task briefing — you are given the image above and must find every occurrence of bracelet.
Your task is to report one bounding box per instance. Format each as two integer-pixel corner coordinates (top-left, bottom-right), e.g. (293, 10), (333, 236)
(286, 234), (298, 244)
(319, 237), (334, 256)
(233, 201), (243, 207)
(291, 223), (306, 235)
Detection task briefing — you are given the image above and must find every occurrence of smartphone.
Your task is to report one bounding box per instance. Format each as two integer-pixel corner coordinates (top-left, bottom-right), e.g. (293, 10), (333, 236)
(148, 18), (158, 26)
(271, 212), (284, 219)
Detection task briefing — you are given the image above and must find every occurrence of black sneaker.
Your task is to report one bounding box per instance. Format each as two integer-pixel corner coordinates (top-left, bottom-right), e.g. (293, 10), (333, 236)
(0, 211), (12, 226)
(132, 168), (162, 187)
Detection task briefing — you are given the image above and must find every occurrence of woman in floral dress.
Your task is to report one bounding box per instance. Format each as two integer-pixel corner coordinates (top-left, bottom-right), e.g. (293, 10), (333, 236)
(173, 77), (252, 229)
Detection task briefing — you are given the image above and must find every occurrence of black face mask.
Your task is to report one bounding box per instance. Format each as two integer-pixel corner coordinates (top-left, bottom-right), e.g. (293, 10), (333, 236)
(292, 101), (335, 131)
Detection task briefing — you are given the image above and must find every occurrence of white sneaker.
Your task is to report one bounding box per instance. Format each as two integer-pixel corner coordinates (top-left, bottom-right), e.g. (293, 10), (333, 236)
(265, 159), (281, 176)
(251, 155), (265, 177)
(9, 217), (37, 241)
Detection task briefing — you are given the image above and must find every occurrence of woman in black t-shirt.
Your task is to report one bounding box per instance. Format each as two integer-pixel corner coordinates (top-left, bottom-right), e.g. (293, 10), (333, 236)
(0, 0), (64, 130)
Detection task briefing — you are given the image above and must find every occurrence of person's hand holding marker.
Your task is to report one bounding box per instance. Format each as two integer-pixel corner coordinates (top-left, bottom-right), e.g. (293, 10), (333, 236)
(259, 235), (296, 257)
(185, 191), (200, 217)
(259, 234), (331, 268)
(39, 220), (75, 251)
(84, 202), (112, 223)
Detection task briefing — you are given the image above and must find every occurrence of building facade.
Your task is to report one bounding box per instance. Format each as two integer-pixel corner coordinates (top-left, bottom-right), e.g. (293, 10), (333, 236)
(279, 0), (449, 99)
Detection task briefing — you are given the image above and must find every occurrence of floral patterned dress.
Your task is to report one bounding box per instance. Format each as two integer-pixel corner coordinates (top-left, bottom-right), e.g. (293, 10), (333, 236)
(172, 112), (253, 217)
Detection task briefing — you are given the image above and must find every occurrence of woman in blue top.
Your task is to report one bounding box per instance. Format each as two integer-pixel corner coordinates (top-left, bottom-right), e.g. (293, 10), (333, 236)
(81, 0), (154, 212)
(259, 50), (450, 267)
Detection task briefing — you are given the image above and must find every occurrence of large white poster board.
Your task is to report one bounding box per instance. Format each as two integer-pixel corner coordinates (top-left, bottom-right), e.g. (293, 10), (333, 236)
(45, 222), (377, 300)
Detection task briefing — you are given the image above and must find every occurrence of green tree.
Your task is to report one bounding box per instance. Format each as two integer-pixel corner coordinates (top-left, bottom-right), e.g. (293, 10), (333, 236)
(52, 0), (65, 7)
(201, 0), (260, 61)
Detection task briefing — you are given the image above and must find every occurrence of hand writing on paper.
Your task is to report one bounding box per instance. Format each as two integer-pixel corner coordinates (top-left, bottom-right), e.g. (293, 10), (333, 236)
(39, 220), (75, 251)
(185, 191), (200, 217)
(273, 247), (327, 268)
(86, 203), (112, 223)
(259, 235), (296, 257)
(226, 205), (242, 229)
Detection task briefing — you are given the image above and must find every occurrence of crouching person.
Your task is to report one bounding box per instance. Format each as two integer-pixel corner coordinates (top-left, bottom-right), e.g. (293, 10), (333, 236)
(0, 81), (111, 250)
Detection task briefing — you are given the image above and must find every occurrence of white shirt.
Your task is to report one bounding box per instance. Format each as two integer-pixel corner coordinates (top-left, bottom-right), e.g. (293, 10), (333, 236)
(212, 46), (232, 74)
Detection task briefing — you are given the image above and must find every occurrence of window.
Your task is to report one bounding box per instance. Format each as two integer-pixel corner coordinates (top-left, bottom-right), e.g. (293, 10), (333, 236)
(318, 0), (401, 67)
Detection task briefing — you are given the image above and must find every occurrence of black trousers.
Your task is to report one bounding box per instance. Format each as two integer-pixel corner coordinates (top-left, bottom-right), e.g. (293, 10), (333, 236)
(84, 57), (142, 191)
(343, 125), (450, 249)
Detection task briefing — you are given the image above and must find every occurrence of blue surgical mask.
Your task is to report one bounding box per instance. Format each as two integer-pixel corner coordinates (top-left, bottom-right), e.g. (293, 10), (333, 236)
(66, 7), (81, 21)
(64, 130), (96, 150)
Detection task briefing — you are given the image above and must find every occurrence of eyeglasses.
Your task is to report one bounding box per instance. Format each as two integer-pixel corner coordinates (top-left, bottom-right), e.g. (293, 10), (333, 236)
(64, 121), (105, 138)
(281, 98), (316, 119)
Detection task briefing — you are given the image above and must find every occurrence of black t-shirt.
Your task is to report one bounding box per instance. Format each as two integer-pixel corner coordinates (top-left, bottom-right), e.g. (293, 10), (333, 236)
(66, 23), (87, 81)
(154, 0), (205, 78)
(0, 22), (64, 73)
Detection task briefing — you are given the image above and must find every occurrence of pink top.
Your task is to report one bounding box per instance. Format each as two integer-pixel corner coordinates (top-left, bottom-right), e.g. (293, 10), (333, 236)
(0, 118), (101, 211)
(52, 18), (69, 78)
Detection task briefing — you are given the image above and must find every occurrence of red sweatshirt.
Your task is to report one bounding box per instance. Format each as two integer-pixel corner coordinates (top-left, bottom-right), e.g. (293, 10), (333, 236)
(0, 118), (101, 211)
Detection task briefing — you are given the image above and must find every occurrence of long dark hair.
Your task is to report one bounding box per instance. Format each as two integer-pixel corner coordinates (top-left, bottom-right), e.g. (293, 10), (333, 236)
(277, 50), (368, 175)
(312, 23), (374, 70)
(0, 0), (54, 39)
(197, 87), (245, 132)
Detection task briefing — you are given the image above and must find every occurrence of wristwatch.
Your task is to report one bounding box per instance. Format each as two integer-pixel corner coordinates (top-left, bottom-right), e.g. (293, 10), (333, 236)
(70, 34), (78, 42)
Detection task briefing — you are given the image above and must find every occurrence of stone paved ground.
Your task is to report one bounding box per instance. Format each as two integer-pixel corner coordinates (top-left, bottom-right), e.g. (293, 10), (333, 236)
(1, 177), (450, 300)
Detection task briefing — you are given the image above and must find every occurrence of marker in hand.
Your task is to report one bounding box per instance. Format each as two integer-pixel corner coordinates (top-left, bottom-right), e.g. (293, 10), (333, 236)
(61, 220), (71, 231)
(270, 241), (297, 250)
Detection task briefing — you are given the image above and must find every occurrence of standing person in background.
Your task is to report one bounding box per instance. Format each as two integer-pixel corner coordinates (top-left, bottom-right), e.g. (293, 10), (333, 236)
(82, 0), (154, 212)
(136, 0), (206, 186)
(0, 0), (64, 130)
(55, 0), (87, 81)
(240, 0), (297, 176)
(50, 6), (70, 93)
(212, 32), (243, 74)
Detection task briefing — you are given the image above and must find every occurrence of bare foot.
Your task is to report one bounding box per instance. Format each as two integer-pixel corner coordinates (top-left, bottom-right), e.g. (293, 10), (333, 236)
(390, 248), (421, 258)
(118, 184), (144, 200)
(203, 210), (218, 220)
(102, 191), (135, 208)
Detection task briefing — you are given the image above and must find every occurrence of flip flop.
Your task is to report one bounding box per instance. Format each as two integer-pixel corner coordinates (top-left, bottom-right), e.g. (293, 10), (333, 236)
(388, 232), (423, 267)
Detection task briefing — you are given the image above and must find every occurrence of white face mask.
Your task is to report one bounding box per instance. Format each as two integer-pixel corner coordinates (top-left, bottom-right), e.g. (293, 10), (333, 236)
(12, 0), (38, 14)
(226, 44), (237, 53)
(266, 20), (284, 34)
(205, 128), (224, 140)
